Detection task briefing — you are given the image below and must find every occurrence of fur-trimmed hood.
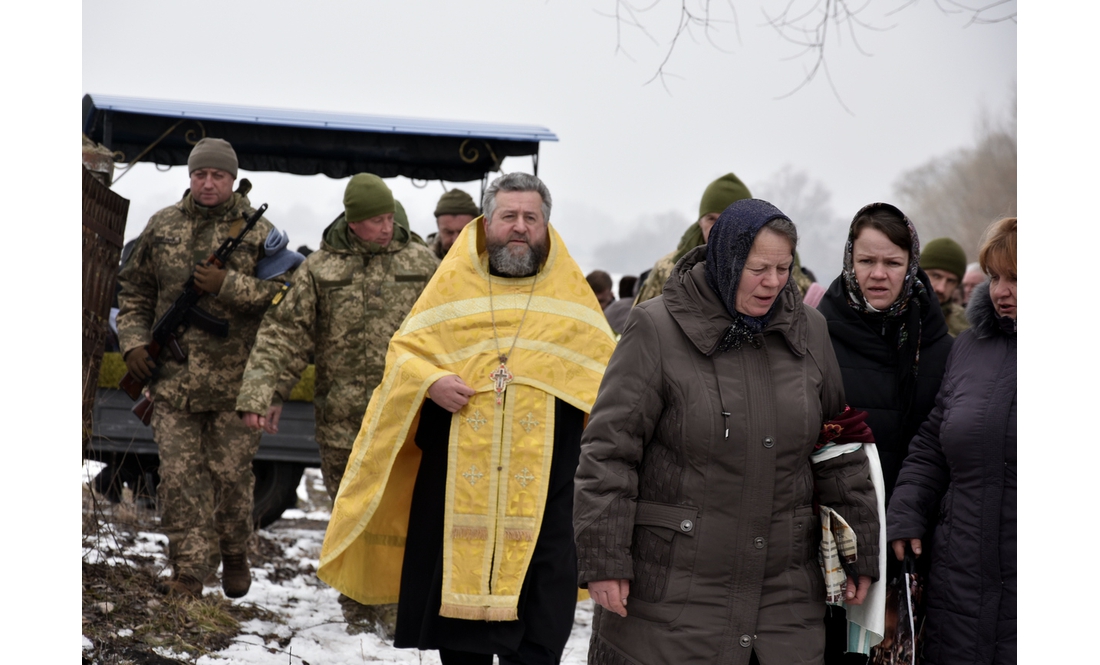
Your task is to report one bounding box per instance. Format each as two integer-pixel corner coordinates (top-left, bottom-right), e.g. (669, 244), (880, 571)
(966, 281), (1016, 338)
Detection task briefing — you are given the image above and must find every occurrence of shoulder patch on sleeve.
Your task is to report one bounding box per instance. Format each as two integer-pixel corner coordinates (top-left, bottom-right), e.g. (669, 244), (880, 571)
(271, 282), (290, 306)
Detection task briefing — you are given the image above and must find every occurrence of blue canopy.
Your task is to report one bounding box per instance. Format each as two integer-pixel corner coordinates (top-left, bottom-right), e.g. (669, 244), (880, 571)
(83, 94), (558, 182)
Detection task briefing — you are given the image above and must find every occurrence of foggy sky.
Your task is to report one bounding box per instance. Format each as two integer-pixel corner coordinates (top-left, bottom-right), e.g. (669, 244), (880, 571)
(82, 0), (1016, 281)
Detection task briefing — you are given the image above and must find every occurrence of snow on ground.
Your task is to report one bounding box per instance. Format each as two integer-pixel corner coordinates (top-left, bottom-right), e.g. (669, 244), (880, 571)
(83, 465), (594, 664)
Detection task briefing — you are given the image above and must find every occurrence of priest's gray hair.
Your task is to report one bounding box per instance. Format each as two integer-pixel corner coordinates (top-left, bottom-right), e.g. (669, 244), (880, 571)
(482, 173), (552, 224)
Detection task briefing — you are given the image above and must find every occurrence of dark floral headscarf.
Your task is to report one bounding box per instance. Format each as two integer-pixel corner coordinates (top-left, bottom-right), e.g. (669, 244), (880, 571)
(705, 199), (794, 352)
(841, 202), (923, 317)
(842, 202), (929, 414)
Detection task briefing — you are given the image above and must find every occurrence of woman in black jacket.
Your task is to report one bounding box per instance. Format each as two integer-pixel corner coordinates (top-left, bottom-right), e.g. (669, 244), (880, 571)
(817, 203), (954, 663)
(817, 203), (954, 500)
(887, 217), (1017, 665)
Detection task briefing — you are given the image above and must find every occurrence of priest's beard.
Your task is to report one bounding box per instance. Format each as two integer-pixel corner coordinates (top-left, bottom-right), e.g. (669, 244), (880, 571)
(487, 234), (549, 277)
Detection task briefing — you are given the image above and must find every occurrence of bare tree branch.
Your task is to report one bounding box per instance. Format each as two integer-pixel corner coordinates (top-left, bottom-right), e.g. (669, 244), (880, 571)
(602, 0), (1015, 104)
(595, 0), (662, 62)
(603, 1), (739, 93)
(934, 0), (1017, 26)
(762, 0), (894, 107)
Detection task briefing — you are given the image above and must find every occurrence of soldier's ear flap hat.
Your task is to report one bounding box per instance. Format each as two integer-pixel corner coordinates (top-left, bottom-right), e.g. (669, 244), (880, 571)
(188, 138), (239, 179)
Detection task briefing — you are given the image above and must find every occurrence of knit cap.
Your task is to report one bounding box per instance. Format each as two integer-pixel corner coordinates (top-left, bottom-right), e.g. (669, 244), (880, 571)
(395, 199), (410, 231)
(920, 237), (968, 281)
(344, 173), (395, 223)
(699, 173), (753, 219)
(188, 138), (238, 178)
(435, 189), (480, 217)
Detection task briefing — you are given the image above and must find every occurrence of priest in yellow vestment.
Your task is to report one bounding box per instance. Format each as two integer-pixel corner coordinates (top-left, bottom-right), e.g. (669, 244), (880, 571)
(318, 173), (615, 665)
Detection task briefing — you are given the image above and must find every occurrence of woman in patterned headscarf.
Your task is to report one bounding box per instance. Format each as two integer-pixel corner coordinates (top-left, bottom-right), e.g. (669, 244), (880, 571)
(816, 203), (955, 664)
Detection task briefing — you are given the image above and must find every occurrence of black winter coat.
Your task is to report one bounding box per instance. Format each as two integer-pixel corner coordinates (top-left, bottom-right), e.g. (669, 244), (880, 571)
(817, 270), (954, 499)
(887, 282), (1017, 665)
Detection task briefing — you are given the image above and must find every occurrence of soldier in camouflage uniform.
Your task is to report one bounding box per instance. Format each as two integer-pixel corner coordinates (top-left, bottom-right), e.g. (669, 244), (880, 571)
(237, 173), (438, 635)
(425, 188), (479, 261)
(921, 236), (971, 337)
(117, 138), (286, 599)
(633, 173), (754, 305)
(238, 173), (439, 497)
(632, 173), (818, 306)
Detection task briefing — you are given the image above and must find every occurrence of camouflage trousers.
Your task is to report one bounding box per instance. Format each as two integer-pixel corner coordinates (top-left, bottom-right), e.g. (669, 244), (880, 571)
(315, 416), (362, 502)
(151, 403), (262, 580)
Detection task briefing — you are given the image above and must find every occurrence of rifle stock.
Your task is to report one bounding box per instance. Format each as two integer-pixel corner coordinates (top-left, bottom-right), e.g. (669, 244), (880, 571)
(131, 394), (154, 426)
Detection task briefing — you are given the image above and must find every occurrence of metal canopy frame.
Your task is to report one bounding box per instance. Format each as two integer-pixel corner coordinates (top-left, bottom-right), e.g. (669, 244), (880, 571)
(83, 94), (557, 183)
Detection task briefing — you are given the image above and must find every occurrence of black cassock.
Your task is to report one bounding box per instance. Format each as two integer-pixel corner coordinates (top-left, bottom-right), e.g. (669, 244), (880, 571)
(393, 398), (585, 661)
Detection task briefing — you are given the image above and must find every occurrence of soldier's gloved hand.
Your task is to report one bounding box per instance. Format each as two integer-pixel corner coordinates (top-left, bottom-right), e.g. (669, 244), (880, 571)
(124, 346), (156, 380)
(194, 262), (228, 294)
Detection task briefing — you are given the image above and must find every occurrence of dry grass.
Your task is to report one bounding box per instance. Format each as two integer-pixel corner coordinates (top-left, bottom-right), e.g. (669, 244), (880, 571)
(82, 481), (281, 664)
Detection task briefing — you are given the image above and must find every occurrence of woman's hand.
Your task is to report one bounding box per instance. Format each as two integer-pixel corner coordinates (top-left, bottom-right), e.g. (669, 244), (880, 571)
(890, 538), (922, 560)
(589, 579), (630, 617)
(428, 375), (476, 413)
(845, 575), (873, 605)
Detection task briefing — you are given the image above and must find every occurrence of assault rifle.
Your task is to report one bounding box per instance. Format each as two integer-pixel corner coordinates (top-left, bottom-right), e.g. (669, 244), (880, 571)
(119, 203), (269, 423)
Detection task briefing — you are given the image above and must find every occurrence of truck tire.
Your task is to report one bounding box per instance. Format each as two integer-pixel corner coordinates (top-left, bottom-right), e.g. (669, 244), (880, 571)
(251, 460), (305, 529)
(91, 454), (159, 508)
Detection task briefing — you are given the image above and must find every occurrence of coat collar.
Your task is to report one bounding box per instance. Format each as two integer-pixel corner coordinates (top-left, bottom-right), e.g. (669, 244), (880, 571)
(662, 245), (808, 357)
(967, 281), (1015, 337)
(320, 212), (410, 256)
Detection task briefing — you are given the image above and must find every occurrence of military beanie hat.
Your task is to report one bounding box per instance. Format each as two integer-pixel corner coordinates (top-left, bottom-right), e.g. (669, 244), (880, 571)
(435, 189), (480, 218)
(188, 138), (239, 178)
(344, 173), (395, 222)
(699, 172), (753, 219)
(920, 237), (968, 280)
(394, 199), (410, 231)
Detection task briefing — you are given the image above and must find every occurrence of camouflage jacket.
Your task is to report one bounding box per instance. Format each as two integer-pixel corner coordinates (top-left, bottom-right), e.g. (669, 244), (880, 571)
(236, 215), (439, 431)
(116, 191), (283, 412)
(633, 247), (679, 306)
(943, 300), (971, 337)
(426, 231), (447, 261)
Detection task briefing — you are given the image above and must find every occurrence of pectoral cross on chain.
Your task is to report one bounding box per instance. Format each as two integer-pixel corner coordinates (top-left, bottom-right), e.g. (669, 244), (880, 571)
(490, 361), (513, 405)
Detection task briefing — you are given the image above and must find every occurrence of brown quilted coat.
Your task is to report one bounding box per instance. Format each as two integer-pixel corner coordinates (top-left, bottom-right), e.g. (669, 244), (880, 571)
(574, 247), (879, 665)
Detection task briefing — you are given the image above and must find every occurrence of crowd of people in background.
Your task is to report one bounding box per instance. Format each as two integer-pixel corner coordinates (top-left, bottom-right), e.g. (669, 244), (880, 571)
(576, 174), (1015, 665)
(110, 136), (1015, 665)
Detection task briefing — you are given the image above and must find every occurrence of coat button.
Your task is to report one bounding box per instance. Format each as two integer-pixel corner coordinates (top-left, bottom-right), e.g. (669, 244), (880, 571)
(754, 537), (765, 549)
(762, 436), (774, 448)
(680, 520), (693, 532)
(739, 634), (752, 647)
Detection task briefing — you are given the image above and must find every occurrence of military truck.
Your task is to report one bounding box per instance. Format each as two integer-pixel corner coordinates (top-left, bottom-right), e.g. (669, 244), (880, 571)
(82, 93), (558, 525)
